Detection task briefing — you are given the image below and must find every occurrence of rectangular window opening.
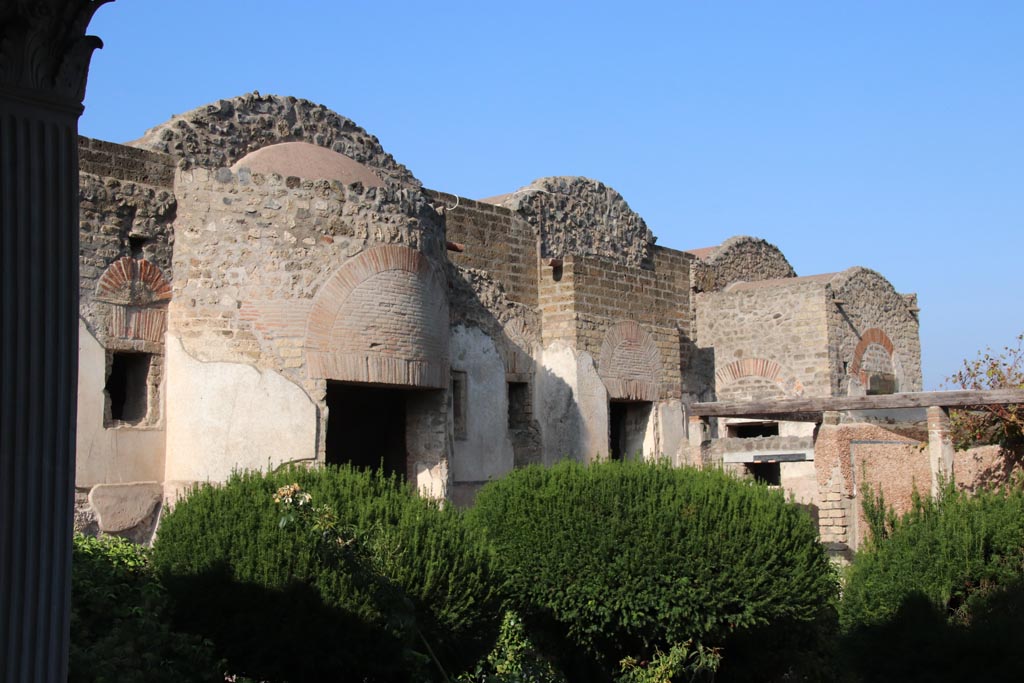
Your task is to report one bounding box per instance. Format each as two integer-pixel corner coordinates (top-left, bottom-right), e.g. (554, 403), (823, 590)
(727, 421), (779, 439)
(507, 381), (531, 430)
(325, 382), (408, 478)
(106, 352), (151, 425)
(746, 462), (781, 486)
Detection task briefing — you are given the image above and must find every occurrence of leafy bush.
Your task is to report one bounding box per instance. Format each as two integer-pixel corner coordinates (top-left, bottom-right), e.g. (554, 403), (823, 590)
(465, 461), (837, 681)
(458, 611), (568, 683)
(70, 533), (223, 683)
(839, 483), (1024, 681)
(841, 483), (1024, 630)
(151, 465), (500, 682)
(946, 332), (1023, 449)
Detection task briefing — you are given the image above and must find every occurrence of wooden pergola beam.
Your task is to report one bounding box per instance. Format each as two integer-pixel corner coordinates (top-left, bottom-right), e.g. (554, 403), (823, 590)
(690, 389), (1024, 418)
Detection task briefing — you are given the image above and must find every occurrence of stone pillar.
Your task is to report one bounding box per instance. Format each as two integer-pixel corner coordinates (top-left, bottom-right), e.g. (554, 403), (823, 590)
(0, 2), (110, 681)
(927, 405), (954, 496)
(687, 415), (709, 467)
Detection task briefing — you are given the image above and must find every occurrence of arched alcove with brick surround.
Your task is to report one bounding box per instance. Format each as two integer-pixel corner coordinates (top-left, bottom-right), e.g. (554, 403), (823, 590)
(598, 321), (661, 402)
(95, 257), (171, 343)
(714, 357), (796, 401)
(849, 327), (900, 393)
(305, 245), (449, 388)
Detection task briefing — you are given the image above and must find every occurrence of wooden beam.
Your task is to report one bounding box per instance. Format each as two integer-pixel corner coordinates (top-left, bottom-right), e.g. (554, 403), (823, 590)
(691, 389), (1024, 418)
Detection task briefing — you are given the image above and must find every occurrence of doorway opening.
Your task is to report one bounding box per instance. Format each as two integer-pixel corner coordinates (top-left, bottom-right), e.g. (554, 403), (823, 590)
(325, 382), (408, 478)
(609, 400), (653, 461)
(105, 352), (151, 425)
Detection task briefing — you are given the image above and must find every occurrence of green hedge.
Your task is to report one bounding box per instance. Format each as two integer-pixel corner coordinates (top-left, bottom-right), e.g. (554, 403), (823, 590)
(70, 534), (223, 683)
(152, 466), (501, 682)
(839, 484), (1024, 681)
(466, 461), (837, 681)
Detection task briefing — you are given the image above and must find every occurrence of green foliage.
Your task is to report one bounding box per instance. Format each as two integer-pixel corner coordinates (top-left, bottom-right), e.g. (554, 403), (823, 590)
(70, 533), (223, 683)
(458, 611), (568, 683)
(840, 482), (1024, 680)
(618, 641), (721, 683)
(152, 465), (501, 682)
(841, 482), (1024, 630)
(946, 332), (1024, 449)
(466, 460), (837, 681)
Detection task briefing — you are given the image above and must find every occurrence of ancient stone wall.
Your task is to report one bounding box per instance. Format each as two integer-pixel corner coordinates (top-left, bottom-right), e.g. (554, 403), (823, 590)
(130, 92), (417, 185)
(75, 138), (178, 541)
(498, 176), (655, 268)
(426, 190), (539, 308)
(813, 422), (926, 549)
(827, 267), (922, 395)
(689, 235), (796, 293)
(696, 277), (833, 402)
(168, 165), (448, 477)
(564, 247), (690, 400)
(170, 167), (444, 372)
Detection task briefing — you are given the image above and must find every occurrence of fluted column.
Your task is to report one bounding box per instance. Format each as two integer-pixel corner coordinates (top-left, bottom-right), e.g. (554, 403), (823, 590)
(0, 2), (110, 681)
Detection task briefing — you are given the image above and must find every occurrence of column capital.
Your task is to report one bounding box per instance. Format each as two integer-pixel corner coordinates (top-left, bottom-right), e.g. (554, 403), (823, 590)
(0, 0), (112, 108)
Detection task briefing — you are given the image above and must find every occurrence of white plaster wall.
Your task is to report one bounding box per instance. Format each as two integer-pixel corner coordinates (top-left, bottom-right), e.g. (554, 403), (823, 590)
(781, 461), (818, 506)
(449, 325), (515, 482)
(656, 400), (685, 464)
(163, 334), (316, 484)
(537, 343), (582, 464)
(76, 319), (165, 487)
(407, 388), (449, 499)
(536, 343), (609, 464)
(780, 421), (816, 437)
(576, 352), (610, 463)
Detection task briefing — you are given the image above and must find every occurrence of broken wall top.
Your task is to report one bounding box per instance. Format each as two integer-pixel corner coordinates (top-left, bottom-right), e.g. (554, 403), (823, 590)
(129, 92), (418, 188)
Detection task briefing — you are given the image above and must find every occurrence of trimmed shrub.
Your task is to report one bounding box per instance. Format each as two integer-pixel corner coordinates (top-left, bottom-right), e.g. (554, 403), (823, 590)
(152, 466), (501, 682)
(465, 461), (837, 681)
(839, 483), (1024, 681)
(70, 533), (223, 683)
(841, 483), (1024, 630)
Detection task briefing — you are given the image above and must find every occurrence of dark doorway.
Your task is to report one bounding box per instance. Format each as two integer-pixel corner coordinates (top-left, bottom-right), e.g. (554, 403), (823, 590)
(106, 352), (151, 425)
(727, 421), (779, 439)
(326, 383), (407, 478)
(746, 461), (781, 486)
(609, 400), (652, 461)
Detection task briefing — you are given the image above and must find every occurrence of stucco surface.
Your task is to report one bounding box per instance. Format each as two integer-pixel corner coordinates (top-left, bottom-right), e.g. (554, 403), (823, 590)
(536, 343), (584, 463)
(164, 335), (316, 482)
(449, 325), (515, 482)
(76, 319), (165, 487)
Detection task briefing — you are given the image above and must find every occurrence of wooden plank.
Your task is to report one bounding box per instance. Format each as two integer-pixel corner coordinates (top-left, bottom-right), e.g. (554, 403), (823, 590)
(691, 389), (1024, 418)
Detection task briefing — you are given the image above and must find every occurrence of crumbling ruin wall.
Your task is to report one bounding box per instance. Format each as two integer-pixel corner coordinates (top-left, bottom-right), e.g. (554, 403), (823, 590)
(75, 138), (178, 540)
(827, 267), (922, 396)
(166, 164), (448, 488)
(690, 235), (796, 293)
(697, 277), (834, 403)
(130, 92), (417, 185)
(427, 190), (539, 308)
(567, 247), (690, 401)
(813, 422), (927, 550)
(499, 176), (655, 268)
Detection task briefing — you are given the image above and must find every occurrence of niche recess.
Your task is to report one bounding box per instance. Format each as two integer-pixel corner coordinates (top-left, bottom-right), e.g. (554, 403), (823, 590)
(105, 352), (152, 426)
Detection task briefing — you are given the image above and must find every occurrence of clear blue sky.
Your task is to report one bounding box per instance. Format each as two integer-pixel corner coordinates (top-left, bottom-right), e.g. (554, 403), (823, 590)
(81, 1), (1023, 390)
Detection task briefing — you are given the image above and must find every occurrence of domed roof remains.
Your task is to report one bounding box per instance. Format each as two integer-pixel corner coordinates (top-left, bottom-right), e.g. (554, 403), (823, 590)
(231, 142), (385, 187)
(130, 92), (418, 187)
(494, 176), (655, 268)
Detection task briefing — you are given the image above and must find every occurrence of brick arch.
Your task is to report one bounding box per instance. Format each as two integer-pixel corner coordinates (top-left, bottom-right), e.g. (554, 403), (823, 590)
(95, 257), (171, 343)
(305, 246), (448, 387)
(502, 317), (535, 375)
(849, 328), (895, 384)
(715, 358), (783, 385)
(95, 257), (171, 305)
(598, 321), (661, 401)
